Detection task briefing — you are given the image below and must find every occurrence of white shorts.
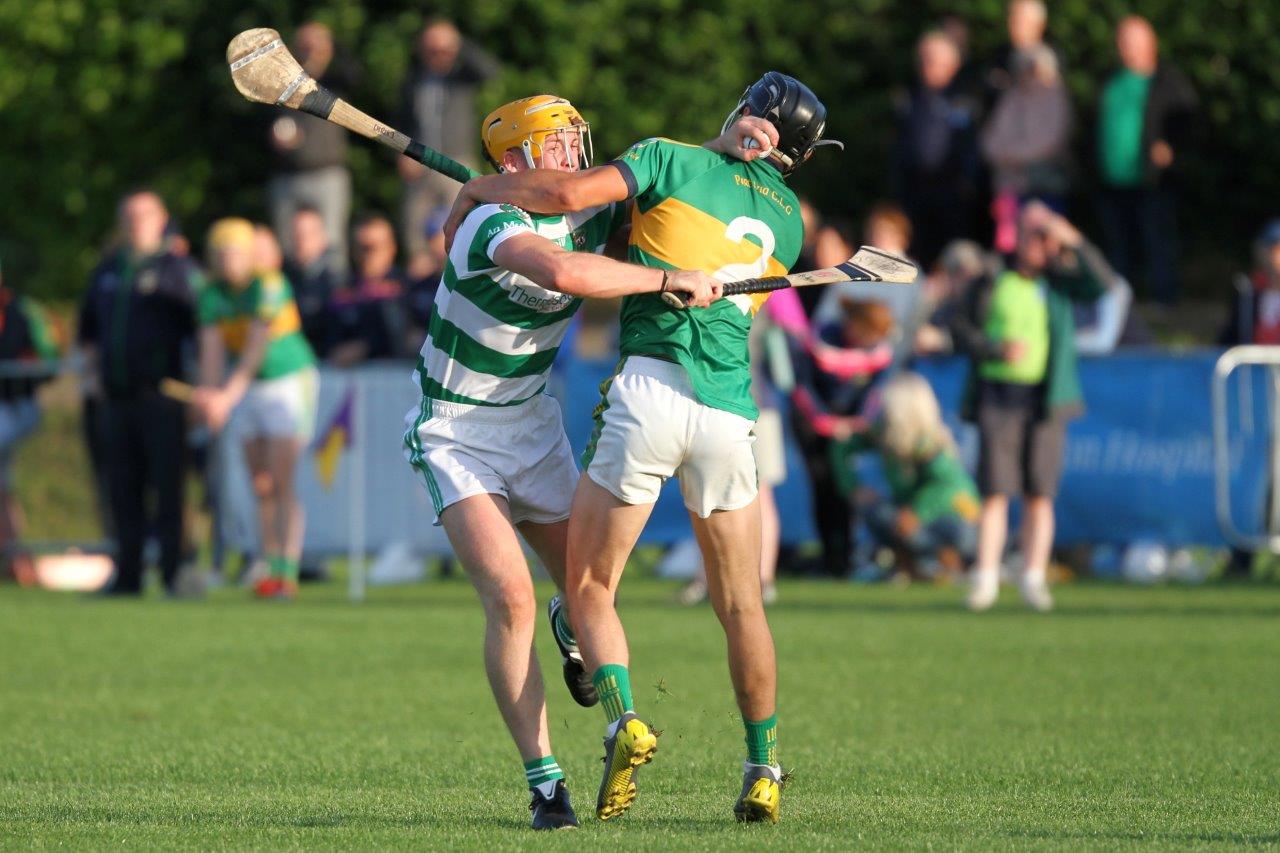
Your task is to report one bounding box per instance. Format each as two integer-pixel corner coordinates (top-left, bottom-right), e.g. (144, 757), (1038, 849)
(231, 368), (319, 443)
(583, 356), (758, 518)
(752, 407), (786, 487)
(403, 394), (578, 525)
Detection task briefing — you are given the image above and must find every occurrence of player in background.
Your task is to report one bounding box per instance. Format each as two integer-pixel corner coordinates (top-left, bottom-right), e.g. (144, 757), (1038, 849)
(194, 219), (319, 600)
(404, 94), (771, 829)
(445, 72), (838, 824)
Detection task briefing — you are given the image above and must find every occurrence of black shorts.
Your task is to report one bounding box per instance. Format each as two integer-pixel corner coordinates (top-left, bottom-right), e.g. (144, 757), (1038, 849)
(976, 401), (1066, 499)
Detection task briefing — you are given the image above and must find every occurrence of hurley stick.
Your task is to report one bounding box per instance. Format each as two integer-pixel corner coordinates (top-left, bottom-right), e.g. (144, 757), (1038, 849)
(227, 28), (479, 184)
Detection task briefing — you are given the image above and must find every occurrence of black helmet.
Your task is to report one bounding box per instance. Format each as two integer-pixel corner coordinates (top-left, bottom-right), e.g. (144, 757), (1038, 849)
(722, 72), (843, 175)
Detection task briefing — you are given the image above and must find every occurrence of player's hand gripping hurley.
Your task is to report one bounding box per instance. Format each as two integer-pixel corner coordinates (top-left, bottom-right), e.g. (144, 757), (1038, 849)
(659, 245), (919, 309)
(227, 28), (479, 184)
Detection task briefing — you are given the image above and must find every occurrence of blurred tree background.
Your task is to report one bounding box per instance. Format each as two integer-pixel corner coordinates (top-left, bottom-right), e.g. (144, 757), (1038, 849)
(1, 0), (1276, 300)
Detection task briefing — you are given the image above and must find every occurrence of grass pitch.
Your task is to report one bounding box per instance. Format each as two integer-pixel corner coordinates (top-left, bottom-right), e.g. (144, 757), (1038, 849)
(2, 577), (1278, 849)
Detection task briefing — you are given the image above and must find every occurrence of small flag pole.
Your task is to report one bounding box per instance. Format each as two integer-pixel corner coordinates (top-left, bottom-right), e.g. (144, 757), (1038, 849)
(348, 378), (367, 603)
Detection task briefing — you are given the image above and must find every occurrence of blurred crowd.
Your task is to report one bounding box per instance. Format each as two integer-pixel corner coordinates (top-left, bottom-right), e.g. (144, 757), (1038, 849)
(2, 4), (1279, 600)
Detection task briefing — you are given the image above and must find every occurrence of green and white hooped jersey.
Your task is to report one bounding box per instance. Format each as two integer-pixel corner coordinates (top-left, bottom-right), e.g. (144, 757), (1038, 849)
(415, 201), (625, 406)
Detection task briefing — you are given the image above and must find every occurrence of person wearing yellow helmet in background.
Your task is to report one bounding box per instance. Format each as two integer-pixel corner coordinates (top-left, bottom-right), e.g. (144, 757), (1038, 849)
(194, 218), (318, 600)
(401, 93), (771, 829)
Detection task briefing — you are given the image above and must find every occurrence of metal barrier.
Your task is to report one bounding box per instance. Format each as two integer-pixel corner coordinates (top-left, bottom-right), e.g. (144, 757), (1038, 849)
(1212, 346), (1280, 551)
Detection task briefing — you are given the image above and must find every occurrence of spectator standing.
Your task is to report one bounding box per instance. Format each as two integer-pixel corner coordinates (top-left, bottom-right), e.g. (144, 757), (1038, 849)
(266, 22), (360, 276)
(397, 19), (500, 258)
(915, 239), (993, 356)
(0, 259), (60, 584)
(982, 46), (1073, 252)
(1095, 15), (1197, 306)
(891, 31), (982, 270)
(79, 190), (199, 596)
(986, 0), (1057, 104)
(325, 214), (410, 365)
(952, 203), (1118, 612)
(282, 206), (341, 356)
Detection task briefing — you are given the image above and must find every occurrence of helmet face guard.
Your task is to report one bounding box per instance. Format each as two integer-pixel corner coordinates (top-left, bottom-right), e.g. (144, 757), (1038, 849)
(722, 72), (842, 175)
(516, 122), (593, 172)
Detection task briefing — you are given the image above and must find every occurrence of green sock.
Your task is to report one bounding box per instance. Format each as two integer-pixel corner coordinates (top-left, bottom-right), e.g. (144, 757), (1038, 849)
(282, 558), (300, 582)
(744, 714), (778, 766)
(267, 556), (286, 579)
(592, 664), (634, 723)
(523, 755), (564, 792)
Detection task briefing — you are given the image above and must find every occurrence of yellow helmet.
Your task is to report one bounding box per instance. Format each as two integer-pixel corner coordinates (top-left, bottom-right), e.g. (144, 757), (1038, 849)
(481, 95), (593, 172)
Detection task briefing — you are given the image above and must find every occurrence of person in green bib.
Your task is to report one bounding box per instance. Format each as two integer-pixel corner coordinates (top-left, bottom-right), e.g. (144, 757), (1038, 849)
(952, 202), (1117, 612)
(194, 218), (318, 600)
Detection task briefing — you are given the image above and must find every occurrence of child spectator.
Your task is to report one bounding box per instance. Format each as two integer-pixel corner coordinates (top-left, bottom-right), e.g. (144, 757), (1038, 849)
(788, 298), (897, 577)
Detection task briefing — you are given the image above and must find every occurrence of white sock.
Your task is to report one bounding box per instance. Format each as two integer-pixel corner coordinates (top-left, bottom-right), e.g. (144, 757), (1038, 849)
(605, 717), (623, 738)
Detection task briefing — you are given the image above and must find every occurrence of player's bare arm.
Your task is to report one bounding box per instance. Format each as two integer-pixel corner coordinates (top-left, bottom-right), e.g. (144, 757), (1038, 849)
(444, 117), (780, 247)
(194, 320), (269, 432)
(491, 231), (721, 307)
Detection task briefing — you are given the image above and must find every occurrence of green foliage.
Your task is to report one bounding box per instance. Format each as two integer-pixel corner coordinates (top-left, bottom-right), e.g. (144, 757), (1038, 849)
(1, 0), (1277, 298)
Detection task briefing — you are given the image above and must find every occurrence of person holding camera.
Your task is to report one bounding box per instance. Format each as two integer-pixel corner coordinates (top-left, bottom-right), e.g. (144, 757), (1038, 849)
(952, 202), (1117, 611)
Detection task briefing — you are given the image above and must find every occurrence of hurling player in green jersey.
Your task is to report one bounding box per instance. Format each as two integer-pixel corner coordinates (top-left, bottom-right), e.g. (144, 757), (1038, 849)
(446, 73), (841, 824)
(405, 94), (771, 829)
(194, 219), (318, 600)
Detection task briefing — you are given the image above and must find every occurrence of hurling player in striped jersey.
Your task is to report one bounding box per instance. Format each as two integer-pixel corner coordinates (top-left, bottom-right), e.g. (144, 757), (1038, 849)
(403, 94), (773, 829)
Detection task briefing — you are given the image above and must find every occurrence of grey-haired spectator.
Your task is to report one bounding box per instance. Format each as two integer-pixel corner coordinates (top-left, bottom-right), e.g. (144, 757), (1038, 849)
(987, 1), (1059, 105)
(952, 202), (1118, 613)
(283, 206), (342, 357)
(1095, 15), (1197, 305)
(266, 22), (361, 277)
(397, 18), (501, 258)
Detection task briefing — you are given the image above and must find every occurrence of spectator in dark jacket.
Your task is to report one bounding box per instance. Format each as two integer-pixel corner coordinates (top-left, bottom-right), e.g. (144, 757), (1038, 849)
(79, 190), (200, 596)
(1095, 15), (1197, 305)
(266, 22), (361, 276)
(397, 18), (501, 258)
(1220, 219), (1280, 347)
(283, 206), (342, 357)
(952, 203), (1117, 613)
(0, 260), (59, 584)
(325, 214), (410, 365)
(892, 31), (983, 270)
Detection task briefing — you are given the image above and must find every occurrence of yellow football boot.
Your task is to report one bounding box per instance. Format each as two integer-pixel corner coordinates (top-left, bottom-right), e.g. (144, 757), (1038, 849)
(595, 712), (658, 820)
